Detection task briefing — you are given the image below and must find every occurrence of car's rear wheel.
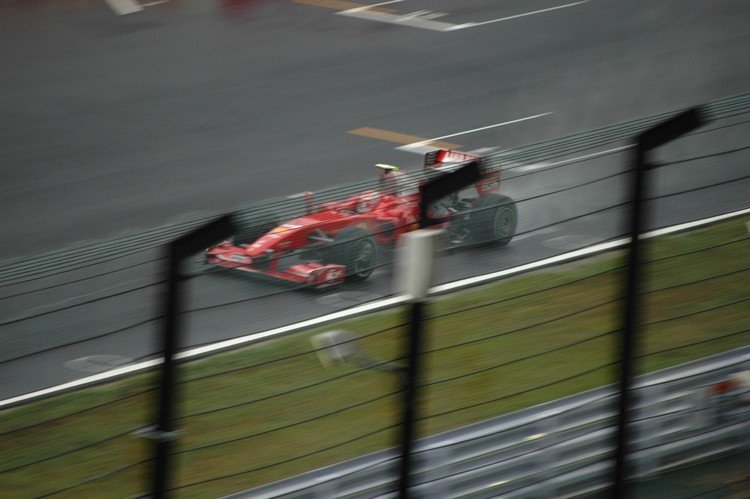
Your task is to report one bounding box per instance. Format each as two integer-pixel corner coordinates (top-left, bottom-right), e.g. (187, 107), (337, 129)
(232, 208), (278, 245)
(328, 227), (377, 282)
(469, 194), (518, 246)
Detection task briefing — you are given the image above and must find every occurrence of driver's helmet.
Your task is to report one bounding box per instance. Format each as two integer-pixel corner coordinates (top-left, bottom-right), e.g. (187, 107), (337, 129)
(376, 164), (404, 195)
(356, 190), (380, 213)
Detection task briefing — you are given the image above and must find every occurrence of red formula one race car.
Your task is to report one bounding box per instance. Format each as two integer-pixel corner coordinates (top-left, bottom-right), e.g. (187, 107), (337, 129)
(205, 150), (517, 287)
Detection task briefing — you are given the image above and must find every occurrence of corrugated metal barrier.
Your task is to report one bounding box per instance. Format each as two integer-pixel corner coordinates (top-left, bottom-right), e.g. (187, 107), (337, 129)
(234, 346), (750, 498)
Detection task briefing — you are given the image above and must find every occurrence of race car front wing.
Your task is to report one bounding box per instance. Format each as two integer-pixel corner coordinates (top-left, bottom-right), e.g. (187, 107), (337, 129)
(206, 248), (346, 287)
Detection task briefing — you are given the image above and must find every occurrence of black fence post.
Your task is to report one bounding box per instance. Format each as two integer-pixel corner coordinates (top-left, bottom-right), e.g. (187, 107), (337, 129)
(151, 216), (232, 498)
(614, 109), (704, 498)
(397, 161), (481, 498)
(151, 245), (180, 499)
(397, 299), (424, 498)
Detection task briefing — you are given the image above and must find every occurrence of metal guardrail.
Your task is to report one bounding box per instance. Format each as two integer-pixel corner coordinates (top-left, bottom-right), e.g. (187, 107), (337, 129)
(233, 347), (750, 498)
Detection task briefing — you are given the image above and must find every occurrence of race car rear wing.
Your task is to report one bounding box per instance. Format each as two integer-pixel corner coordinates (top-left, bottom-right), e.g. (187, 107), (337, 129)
(424, 149), (501, 195)
(423, 149), (479, 168)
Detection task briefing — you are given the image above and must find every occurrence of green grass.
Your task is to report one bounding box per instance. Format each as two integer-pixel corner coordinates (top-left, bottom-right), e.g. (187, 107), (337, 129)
(1, 216), (748, 498)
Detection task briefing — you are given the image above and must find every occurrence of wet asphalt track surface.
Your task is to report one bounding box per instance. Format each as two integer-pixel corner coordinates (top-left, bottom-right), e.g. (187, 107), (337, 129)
(1, 0), (749, 400)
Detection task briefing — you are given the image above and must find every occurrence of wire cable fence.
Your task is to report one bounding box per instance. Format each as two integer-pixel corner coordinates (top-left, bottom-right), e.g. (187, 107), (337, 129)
(0, 255), (166, 302)
(148, 215), (750, 492)
(2, 210), (745, 495)
(1, 95), (748, 498)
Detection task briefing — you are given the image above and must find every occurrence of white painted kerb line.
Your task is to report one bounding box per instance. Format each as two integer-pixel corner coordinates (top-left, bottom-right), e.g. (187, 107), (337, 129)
(397, 112), (552, 153)
(0, 360), (162, 408)
(2, 207), (748, 409)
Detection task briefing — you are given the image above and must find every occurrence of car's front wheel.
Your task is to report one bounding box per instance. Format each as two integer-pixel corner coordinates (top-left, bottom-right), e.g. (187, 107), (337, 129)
(328, 227), (377, 282)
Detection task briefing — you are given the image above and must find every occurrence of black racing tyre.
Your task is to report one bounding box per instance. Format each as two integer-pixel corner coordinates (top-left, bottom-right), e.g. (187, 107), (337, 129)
(469, 194), (518, 246)
(232, 208), (279, 245)
(328, 227), (377, 282)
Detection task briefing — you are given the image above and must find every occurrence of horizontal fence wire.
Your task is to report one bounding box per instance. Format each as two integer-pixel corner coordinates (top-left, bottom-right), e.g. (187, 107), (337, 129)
(645, 236), (748, 263)
(177, 321), (406, 385)
(0, 256), (166, 302)
(424, 328), (620, 389)
(177, 390), (400, 455)
(0, 281), (164, 328)
(177, 354), (403, 421)
(0, 245), (162, 290)
(427, 265), (624, 320)
(646, 174), (750, 201)
(426, 297), (622, 355)
(691, 482), (739, 498)
(170, 424), (399, 492)
(422, 361), (618, 422)
(0, 426), (140, 474)
(644, 267), (749, 295)
(639, 327), (750, 359)
(0, 315), (163, 366)
(37, 458), (152, 498)
(0, 387), (154, 437)
(642, 296), (749, 328)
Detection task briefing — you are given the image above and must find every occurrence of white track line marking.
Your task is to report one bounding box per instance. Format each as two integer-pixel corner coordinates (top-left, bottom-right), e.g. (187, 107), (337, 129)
(507, 145), (633, 172)
(511, 162), (551, 172)
(340, 0), (403, 13)
(447, 1), (590, 31)
(479, 145), (634, 174)
(338, 8), (458, 31)
(103, 0), (143, 15)
(2, 207), (748, 409)
(544, 145), (633, 167)
(468, 147), (501, 155)
(432, 207), (750, 294)
(397, 112), (552, 153)
(513, 227), (557, 241)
